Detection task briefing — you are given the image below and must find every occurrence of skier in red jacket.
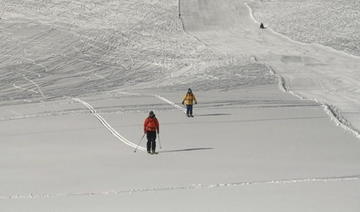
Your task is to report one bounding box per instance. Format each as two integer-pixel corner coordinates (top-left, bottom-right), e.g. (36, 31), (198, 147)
(144, 111), (159, 154)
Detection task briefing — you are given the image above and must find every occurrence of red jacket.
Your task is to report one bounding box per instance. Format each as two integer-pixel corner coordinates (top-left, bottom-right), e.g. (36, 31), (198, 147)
(144, 117), (159, 133)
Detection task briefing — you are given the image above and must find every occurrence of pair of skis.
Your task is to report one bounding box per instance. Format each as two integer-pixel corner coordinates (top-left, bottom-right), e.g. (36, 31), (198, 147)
(133, 133), (162, 153)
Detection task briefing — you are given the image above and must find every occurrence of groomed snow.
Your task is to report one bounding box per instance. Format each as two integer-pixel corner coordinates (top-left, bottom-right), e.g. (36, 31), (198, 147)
(1, 86), (360, 211)
(1, 0), (360, 211)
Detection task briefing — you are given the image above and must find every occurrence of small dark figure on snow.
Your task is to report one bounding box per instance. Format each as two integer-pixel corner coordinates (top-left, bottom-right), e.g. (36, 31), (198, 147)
(182, 88), (197, 117)
(144, 111), (160, 154)
(260, 22), (265, 29)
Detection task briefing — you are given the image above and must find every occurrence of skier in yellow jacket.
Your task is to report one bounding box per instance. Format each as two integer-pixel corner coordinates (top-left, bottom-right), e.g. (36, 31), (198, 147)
(182, 88), (197, 117)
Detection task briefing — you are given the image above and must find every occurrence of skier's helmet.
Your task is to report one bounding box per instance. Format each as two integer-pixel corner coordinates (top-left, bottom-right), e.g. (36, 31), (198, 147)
(149, 111), (155, 117)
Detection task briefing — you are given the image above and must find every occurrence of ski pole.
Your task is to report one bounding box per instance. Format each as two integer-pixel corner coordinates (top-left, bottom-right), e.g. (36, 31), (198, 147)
(134, 133), (145, 153)
(158, 133), (162, 149)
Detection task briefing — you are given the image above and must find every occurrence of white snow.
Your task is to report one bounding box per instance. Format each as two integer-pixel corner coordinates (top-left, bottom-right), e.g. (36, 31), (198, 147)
(249, 0), (360, 57)
(181, 0), (360, 138)
(72, 97), (146, 152)
(1, 0), (360, 211)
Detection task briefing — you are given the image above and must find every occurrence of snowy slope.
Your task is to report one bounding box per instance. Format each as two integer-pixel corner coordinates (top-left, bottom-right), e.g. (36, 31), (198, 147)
(250, 0), (360, 57)
(181, 0), (360, 138)
(0, 0), (272, 106)
(1, 0), (360, 211)
(1, 86), (360, 212)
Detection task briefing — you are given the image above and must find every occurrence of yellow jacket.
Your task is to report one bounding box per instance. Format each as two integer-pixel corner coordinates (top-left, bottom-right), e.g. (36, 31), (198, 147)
(182, 93), (197, 105)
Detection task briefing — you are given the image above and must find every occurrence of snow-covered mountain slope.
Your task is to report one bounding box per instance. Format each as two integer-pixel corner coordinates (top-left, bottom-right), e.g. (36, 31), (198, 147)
(1, 0), (360, 211)
(0, 0), (273, 107)
(250, 0), (360, 57)
(180, 0), (360, 138)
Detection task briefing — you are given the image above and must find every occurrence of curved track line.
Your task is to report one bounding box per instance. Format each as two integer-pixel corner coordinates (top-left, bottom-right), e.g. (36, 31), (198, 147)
(2, 174), (359, 200)
(72, 98), (146, 152)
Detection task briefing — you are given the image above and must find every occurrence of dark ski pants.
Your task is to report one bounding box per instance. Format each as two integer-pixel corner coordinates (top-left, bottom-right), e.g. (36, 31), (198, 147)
(186, 104), (193, 116)
(146, 131), (157, 152)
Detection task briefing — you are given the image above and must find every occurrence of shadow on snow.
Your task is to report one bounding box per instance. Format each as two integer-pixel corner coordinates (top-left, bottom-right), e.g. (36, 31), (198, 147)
(159, 147), (214, 154)
(196, 113), (231, 117)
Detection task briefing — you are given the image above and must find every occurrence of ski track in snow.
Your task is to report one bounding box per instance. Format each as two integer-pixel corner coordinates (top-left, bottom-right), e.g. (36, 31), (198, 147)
(12, 83), (33, 93)
(245, 3), (360, 140)
(0, 92), (186, 121)
(154, 94), (186, 114)
(72, 97), (146, 152)
(1, 174), (359, 200)
(4, 53), (47, 99)
(22, 75), (46, 99)
(116, 91), (186, 113)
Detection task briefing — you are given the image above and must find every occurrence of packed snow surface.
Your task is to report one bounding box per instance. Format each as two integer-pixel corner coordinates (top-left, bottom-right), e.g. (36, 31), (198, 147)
(1, 0), (360, 211)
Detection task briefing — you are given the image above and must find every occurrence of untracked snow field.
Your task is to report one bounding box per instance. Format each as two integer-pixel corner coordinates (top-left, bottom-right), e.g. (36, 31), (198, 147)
(1, 0), (360, 211)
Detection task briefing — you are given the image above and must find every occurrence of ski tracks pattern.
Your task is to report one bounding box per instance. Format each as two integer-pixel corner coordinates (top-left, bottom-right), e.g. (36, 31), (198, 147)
(1, 174), (359, 200)
(72, 97), (146, 152)
(70, 93), (184, 152)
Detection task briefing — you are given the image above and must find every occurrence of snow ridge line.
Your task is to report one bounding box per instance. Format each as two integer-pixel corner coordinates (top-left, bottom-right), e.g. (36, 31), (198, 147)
(321, 104), (360, 139)
(72, 98), (146, 152)
(266, 65), (305, 100)
(1, 174), (359, 200)
(267, 65), (287, 94)
(244, 3), (360, 60)
(266, 65), (360, 139)
(251, 5), (360, 140)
